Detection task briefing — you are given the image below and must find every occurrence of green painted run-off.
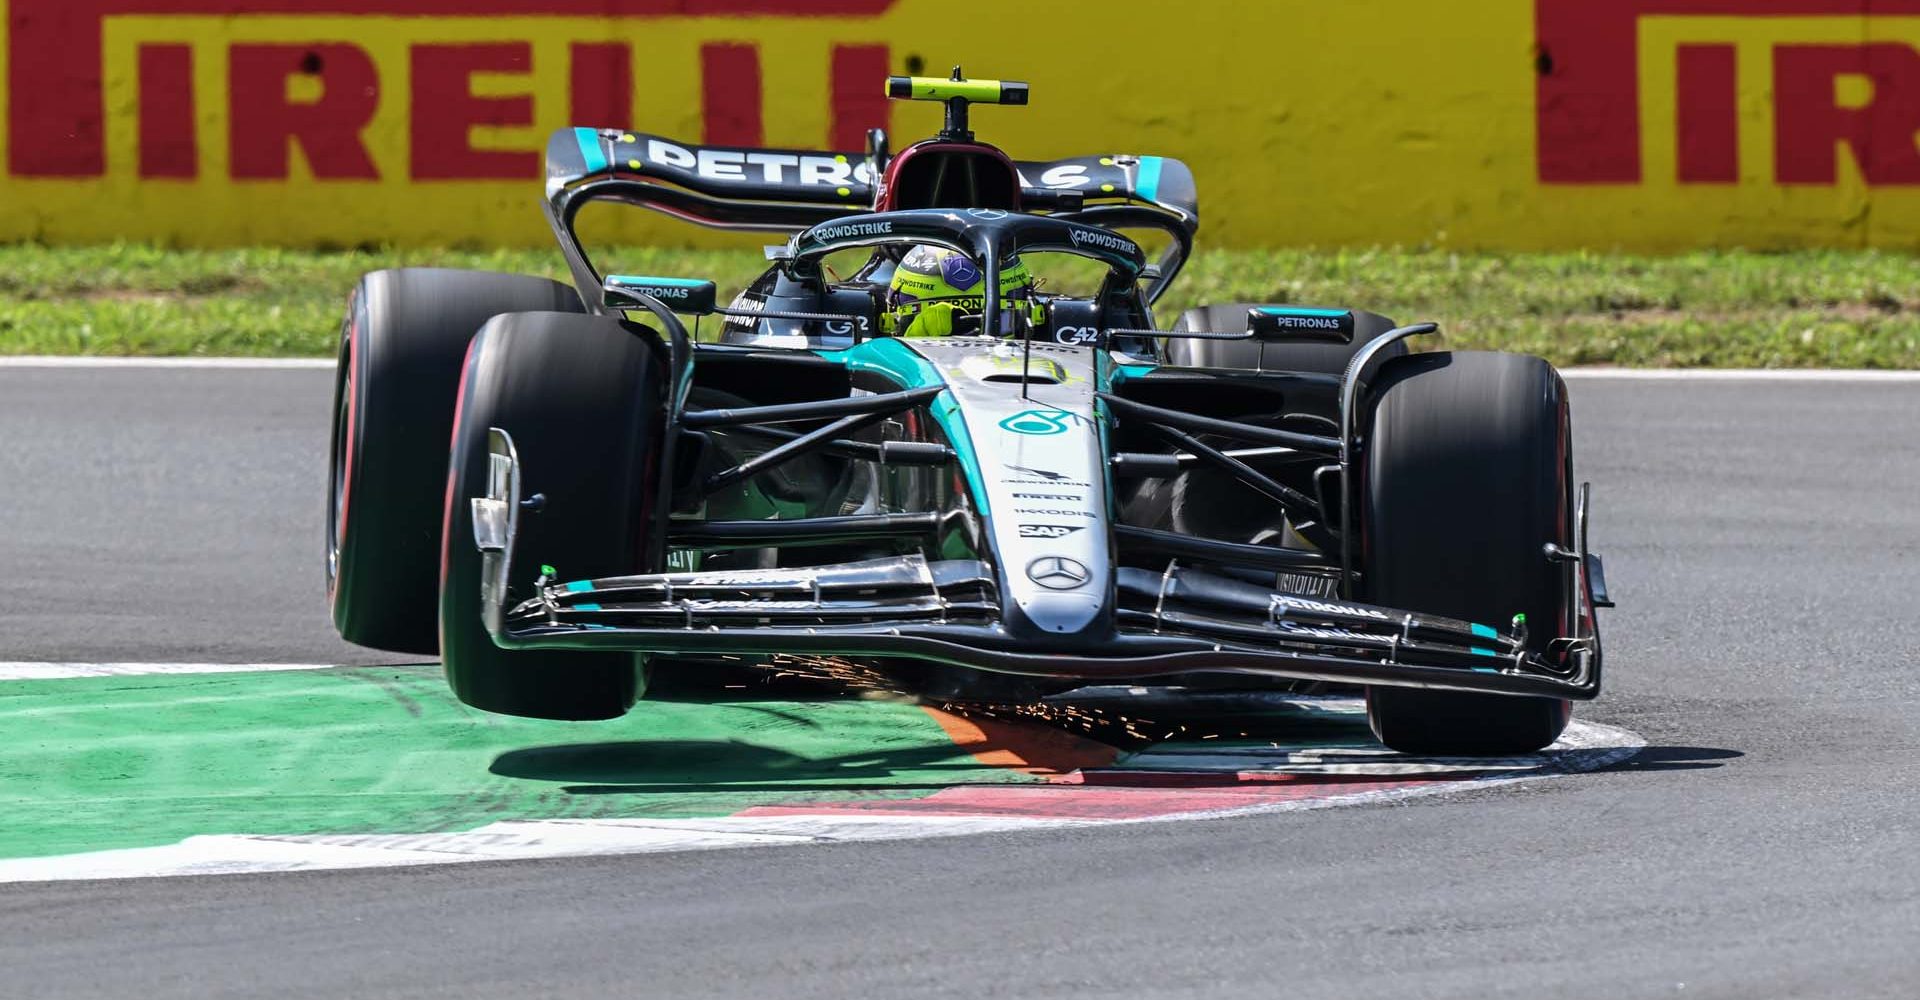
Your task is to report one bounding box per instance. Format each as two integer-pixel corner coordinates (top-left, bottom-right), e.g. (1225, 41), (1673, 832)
(0, 666), (1044, 861)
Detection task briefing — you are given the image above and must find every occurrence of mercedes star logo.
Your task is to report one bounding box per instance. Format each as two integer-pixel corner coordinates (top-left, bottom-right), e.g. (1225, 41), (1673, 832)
(1026, 556), (1091, 590)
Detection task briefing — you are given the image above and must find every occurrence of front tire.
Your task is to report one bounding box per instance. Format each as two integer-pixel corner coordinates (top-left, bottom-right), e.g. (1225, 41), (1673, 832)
(1360, 351), (1574, 755)
(328, 268), (582, 654)
(440, 311), (666, 720)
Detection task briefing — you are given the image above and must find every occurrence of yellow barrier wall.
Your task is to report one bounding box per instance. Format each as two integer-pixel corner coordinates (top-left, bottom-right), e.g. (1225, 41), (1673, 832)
(6, 0), (1920, 250)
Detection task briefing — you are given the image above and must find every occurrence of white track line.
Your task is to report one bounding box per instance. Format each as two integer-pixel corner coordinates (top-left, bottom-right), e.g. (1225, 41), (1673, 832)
(3, 354), (1919, 380)
(0, 356), (333, 369)
(0, 815), (1082, 883)
(0, 662), (339, 680)
(1558, 367), (1920, 381)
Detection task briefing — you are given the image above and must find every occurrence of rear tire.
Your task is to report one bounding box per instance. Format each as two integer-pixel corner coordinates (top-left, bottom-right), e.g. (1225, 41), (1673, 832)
(1360, 351), (1574, 755)
(440, 312), (666, 720)
(328, 268), (582, 654)
(1168, 303), (1405, 375)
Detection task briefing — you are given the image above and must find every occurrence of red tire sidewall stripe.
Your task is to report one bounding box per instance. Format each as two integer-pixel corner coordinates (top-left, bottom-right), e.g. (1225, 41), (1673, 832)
(328, 290), (364, 615)
(439, 333), (485, 593)
(1553, 375), (1574, 724)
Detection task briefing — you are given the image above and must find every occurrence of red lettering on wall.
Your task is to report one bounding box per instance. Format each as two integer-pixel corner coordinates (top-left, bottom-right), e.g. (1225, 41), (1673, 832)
(1775, 43), (1920, 184)
(1676, 44), (1739, 183)
(138, 44), (197, 178)
(7, 0), (899, 178)
(410, 42), (537, 179)
(700, 42), (763, 146)
(570, 42), (632, 131)
(829, 44), (889, 151)
(1535, 0), (1920, 184)
(228, 43), (380, 179)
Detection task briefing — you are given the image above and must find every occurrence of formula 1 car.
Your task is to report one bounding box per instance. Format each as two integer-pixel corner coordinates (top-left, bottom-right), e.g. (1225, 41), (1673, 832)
(327, 72), (1612, 754)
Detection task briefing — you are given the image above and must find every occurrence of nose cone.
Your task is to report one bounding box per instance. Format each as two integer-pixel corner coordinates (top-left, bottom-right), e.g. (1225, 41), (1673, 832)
(1016, 555), (1104, 634)
(894, 336), (1114, 644)
(1016, 589), (1105, 635)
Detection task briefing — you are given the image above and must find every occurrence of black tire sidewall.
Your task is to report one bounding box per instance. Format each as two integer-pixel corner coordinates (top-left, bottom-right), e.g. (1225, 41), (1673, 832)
(1359, 351), (1575, 754)
(327, 268), (581, 654)
(439, 311), (665, 720)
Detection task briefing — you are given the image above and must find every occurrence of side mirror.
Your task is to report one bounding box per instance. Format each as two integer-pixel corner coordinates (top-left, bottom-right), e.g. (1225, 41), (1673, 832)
(603, 275), (717, 315)
(1248, 306), (1355, 343)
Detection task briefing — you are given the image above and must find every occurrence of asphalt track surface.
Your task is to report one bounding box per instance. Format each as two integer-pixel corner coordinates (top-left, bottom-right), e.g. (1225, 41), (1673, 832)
(2, 366), (1916, 999)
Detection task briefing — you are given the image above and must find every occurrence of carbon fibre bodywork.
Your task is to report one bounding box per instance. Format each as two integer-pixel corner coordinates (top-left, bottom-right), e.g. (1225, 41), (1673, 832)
(465, 286), (1604, 700)
(452, 105), (1608, 706)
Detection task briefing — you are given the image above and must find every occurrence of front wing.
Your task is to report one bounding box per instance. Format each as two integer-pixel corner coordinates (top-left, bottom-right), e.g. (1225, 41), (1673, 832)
(472, 430), (1604, 700)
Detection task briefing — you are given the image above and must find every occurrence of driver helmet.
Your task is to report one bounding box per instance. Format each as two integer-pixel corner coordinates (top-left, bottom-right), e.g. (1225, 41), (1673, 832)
(884, 245), (1038, 337)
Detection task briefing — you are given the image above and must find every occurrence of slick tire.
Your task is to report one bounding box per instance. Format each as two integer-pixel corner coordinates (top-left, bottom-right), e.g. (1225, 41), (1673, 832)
(440, 311), (665, 721)
(328, 268), (582, 654)
(1167, 303), (1406, 375)
(1359, 351), (1575, 755)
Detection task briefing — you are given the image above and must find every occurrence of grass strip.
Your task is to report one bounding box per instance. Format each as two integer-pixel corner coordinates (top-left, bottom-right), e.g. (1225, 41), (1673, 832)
(4, 243), (1918, 367)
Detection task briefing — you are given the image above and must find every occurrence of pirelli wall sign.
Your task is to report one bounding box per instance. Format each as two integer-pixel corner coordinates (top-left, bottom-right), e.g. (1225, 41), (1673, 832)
(6, 0), (1920, 249)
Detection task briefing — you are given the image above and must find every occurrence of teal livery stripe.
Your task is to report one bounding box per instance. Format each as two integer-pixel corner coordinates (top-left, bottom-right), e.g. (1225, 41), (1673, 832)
(1257, 306), (1350, 318)
(816, 338), (990, 516)
(573, 127), (610, 175)
(1135, 156), (1164, 203)
(1096, 352), (1157, 392)
(818, 336), (941, 395)
(607, 275), (712, 288)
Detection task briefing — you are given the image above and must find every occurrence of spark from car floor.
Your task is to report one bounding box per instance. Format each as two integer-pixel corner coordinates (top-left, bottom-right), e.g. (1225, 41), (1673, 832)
(760, 652), (1254, 751)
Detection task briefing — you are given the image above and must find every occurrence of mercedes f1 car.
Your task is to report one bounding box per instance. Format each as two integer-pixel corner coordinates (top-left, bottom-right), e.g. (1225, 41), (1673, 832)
(327, 72), (1612, 754)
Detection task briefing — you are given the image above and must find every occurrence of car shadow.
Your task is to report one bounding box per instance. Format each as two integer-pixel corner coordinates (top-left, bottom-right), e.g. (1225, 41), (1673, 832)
(489, 738), (1016, 796)
(486, 697), (1721, 800)
(1594, 745), (1742, 772)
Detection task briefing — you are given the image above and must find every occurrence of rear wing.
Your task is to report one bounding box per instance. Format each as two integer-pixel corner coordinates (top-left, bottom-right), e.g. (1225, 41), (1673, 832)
(542, 128), (1199, 302)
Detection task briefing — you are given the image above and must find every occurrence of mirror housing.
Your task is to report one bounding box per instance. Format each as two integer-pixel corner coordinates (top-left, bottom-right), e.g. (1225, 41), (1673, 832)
(1247, 306), (1355, 343)
(603, 274), (717, 315)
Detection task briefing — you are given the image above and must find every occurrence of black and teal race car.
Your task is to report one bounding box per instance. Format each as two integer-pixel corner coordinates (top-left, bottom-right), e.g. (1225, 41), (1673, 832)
(327, 73), (1611, 754)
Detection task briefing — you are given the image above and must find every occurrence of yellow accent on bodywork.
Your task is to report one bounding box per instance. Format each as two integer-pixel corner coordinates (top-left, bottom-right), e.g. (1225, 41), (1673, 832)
(897, 77), (1006, 102)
